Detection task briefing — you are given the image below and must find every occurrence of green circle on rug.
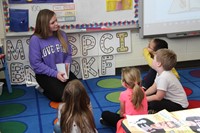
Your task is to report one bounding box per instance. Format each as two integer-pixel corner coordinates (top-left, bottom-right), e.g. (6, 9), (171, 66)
(0, 89), (25, 101)
(97, 78), (122, 88)
(0, 121), (27, 133)
(0, 103), (26, 117)
(106, 91), (121, 103)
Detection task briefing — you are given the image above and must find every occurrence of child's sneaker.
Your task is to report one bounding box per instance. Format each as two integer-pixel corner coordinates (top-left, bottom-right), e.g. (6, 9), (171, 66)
(50, 101), (60, 109)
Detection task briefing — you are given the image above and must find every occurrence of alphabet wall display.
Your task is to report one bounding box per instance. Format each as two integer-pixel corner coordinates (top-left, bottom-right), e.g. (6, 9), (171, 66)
(81, 56), (99, 80)
(80, 33), (99, 57)
(7, 61), (37, 86)
(5, 30), (131, 86)
(71, 57), (82, 79)
(69, 30), (131, 57)
(68, 34), (81, 57)
(99, 55), (115, 76)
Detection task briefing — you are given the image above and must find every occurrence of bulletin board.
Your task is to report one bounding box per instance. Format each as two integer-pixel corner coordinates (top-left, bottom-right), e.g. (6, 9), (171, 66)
(2, 0), (139, 32)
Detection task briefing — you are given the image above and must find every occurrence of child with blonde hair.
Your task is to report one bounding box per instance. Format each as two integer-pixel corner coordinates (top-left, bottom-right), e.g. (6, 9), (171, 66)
(54, 79), (97, 133)
(142, 38), (180, 90)
(100, 67), (148, 128)
(146, 49), (188, 113)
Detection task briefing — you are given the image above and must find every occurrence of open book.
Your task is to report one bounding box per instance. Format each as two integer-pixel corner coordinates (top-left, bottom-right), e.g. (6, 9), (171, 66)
(56, 63), (70, 79)
(126, 108), (200, 132)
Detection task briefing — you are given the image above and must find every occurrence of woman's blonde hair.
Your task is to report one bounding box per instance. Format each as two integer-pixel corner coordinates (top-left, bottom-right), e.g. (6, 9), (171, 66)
(121, 67), (145, 109)
(34, 9), (68, 52)
(60, 79), (96, 133)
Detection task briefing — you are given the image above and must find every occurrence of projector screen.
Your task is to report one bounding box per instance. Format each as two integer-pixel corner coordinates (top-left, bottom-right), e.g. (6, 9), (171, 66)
(139, 0), (200, 37)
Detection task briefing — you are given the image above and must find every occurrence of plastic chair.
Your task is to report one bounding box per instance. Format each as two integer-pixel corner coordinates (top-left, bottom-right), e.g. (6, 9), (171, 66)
(0, 52), (12, 93)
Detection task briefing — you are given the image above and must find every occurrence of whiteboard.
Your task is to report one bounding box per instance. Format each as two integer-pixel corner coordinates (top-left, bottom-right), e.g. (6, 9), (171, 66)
(139, 0), (200, 38)
(7, 0), (138, 31)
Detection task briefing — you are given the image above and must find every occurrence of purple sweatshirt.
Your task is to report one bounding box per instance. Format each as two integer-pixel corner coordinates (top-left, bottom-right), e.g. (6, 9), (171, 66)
(29, 31), (72, 78)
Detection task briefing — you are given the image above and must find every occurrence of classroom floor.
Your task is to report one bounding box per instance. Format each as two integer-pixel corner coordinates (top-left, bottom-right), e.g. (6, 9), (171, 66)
(0, 67), (200, 133)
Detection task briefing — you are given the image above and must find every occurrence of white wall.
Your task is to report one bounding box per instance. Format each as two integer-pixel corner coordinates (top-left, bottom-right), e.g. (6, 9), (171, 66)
(116, 29), (200, 68)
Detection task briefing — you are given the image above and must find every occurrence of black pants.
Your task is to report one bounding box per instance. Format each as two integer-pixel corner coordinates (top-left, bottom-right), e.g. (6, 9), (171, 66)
(101, 111), (123, 128)
(36, 71), (77, 102)
(148, 99), (186, 112)
(142, 68), (157, 89)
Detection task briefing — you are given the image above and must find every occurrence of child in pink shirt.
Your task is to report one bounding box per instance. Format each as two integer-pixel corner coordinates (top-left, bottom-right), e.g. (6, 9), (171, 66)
(100, 67), (148, 128)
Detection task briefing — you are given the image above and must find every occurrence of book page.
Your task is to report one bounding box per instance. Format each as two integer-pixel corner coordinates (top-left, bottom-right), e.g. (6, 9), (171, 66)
(126, 109), (199, 132)
(56, 63), (70, 79)
(171, 108), (200, 133)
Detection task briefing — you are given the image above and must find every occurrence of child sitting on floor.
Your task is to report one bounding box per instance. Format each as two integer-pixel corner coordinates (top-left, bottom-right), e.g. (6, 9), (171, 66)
(142, 38), (180, 90)
(145, 49), (189, 113)
(100, 67), (148, 128)
(54, 79), (98, 133)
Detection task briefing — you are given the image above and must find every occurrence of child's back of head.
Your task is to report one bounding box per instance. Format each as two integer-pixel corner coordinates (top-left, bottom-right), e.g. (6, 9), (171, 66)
(61, 79), (96, 133)
(153, 38), (168, 51)
(122, 67), (145, 109)
(155, 49), (177, 71)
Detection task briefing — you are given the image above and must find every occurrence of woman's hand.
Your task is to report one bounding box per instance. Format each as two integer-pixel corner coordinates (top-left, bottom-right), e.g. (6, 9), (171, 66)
(57, 72), (67, 82)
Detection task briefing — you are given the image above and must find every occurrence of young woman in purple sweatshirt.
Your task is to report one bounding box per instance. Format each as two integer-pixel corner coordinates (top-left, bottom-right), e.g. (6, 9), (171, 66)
(29, 9), (77, 102)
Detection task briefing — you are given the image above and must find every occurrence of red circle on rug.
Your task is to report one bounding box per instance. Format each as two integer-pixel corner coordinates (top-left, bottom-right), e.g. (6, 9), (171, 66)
(183, 86), (192, 96)
(190, 70), (200, 78)
(188, 100), (200, 109)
